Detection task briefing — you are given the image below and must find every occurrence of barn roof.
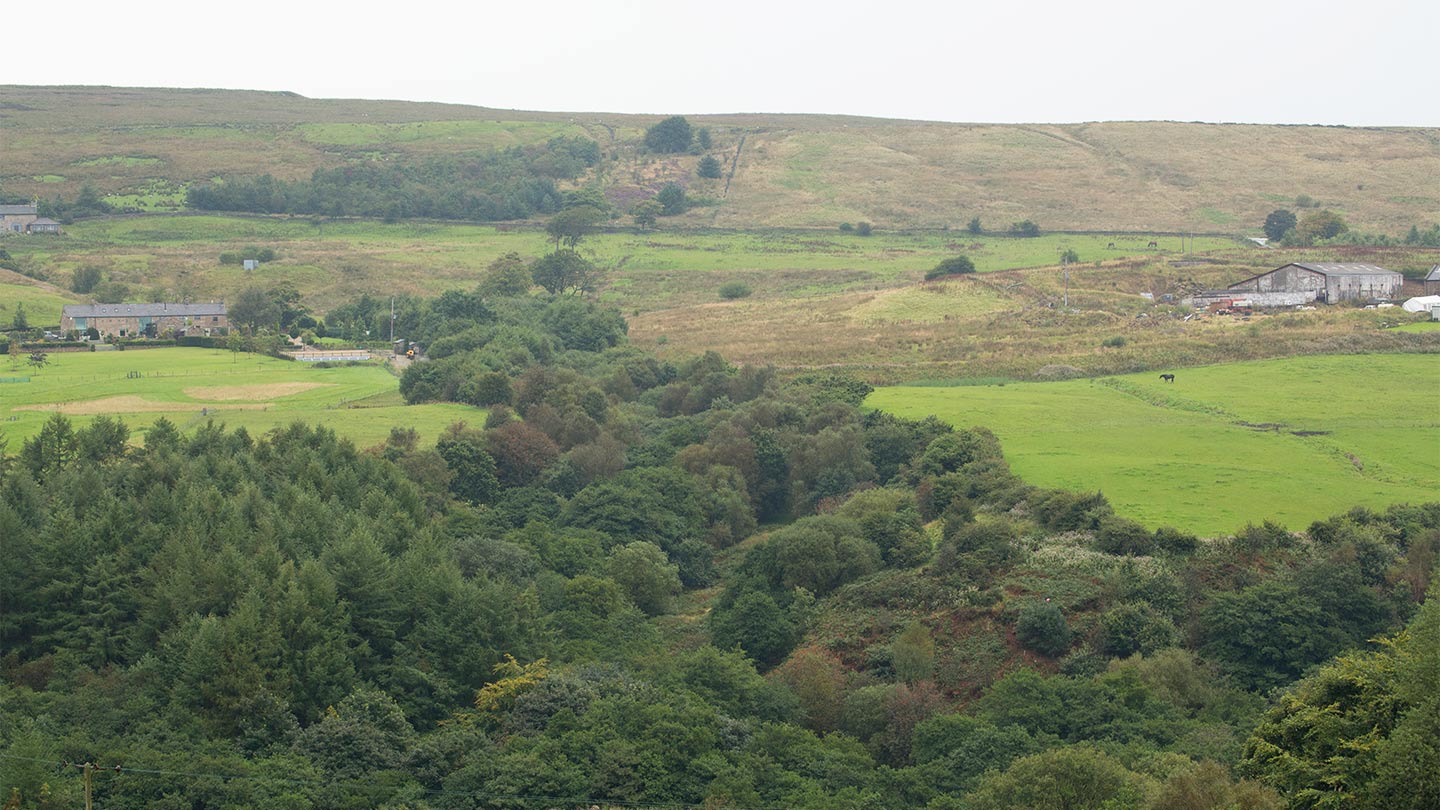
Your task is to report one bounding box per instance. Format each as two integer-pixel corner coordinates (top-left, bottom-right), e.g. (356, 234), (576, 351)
(1290, 262), (1400, 277)
(0, 204), (38, 216)
(63, 303), (227, 318)
(1426, 265), (1440, 282)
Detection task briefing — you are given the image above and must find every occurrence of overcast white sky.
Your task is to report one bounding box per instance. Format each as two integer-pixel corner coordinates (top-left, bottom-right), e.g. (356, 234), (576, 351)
(9, 0), (1436, 125)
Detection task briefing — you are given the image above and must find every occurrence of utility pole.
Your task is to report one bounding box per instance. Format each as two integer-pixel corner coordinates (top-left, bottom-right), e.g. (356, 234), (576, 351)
(1062, 255), (1070, 309)
(64, 761), (121, 810)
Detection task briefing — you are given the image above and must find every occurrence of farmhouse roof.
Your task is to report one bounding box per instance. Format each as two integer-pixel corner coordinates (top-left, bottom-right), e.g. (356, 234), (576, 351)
(63, 302), (228, 318)
(30, 218), (60, 226)
(1289, 262), (1399, 277)
(1425, 266), (1440, 282)
(0, 204), (38, 215)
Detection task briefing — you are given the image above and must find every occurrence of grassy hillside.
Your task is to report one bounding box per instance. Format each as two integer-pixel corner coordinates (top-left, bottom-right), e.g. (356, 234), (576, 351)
(2, 215), (1245, 315)
(0, 269), (77, 326)
(4, 86), (1439, 233)
(868, 354), (1439, 536)
(0, 348), (475, 448)
(5, 214), (1437, 376)
(630, 244), (1440, 378)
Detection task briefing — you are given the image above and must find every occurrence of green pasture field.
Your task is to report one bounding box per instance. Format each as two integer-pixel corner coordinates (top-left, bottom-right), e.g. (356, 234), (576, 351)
(868, 354), (1439, 537)
(0, 348), (479, 450)
(13, 215), (1243, 314)
(0, 281), (77, 327)
(1390, 321), (1440, 333)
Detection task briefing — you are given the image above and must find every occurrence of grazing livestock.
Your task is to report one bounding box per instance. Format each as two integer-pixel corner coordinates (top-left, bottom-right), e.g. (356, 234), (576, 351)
(1147, 241), (1159, 249)
(1107, 242), (1116, 249)
(1160, 373), (1175, 383)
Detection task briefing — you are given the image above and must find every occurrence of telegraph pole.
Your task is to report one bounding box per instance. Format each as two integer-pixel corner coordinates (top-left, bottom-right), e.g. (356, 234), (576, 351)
(1062, 255), (1070, 309)
(64, 761), (121, 809)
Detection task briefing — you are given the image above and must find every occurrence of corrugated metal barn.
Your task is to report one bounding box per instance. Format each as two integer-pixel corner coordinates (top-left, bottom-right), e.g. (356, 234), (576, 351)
(1227, 263), (1403, 304)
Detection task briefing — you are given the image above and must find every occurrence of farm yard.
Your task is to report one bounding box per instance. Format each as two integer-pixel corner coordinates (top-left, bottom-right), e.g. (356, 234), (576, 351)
(868, 354), (1440, 536)
(0, 348), (477, 449)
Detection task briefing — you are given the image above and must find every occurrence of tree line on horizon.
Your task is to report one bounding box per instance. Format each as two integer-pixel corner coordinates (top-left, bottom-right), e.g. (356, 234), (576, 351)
(185, 137), (601, 222)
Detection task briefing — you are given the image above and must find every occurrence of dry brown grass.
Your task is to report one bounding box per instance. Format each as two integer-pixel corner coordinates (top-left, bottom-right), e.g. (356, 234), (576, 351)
(708, 122), (1440, 232)
(16, 395), (271, 415)
(3, 87), (1436, 233)
(183, 382), (332, 401)
(631, 260), (1440, 382)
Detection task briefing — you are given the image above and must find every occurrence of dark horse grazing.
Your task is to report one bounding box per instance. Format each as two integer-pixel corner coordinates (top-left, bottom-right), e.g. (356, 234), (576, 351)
(1147, 240), (1159, 248)
(1160, 373), (1175, 383)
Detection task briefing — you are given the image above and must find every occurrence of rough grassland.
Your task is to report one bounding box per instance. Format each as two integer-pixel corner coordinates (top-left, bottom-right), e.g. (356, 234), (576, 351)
(631, 260), (1440, 379)
(8, 218), (1437, 379)
(868, 354), (1439, 536)
(3, 86), (1438, 233)
(0, 348), (478, 449)
(6, 216), (1240, 316)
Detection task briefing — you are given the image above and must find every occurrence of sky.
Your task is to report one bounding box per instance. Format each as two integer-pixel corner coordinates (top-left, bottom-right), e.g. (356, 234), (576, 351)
(8, 0), (1436, 126)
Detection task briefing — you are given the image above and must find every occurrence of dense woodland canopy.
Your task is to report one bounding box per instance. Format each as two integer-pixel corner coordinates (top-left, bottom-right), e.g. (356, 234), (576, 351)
(2, 282), (1437, 809)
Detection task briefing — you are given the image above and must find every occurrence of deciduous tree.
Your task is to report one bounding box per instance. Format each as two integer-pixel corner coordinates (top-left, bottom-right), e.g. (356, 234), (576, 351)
(644, 116), (693, 153)
(530, 250), (600, 295)
(608, 541), (682, 615)
(1293, 209), (1348, 243)
(478, 252), (533, 297)
(545, 206), (605, 252)
(228, 285), (279, 333)
(1016, 601), (1071, 657)
(631, 199), (662, 230)
(1262, 209), (1296, 241)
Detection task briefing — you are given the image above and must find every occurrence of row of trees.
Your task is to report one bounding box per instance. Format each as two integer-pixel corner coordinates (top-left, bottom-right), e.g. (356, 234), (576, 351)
(1265, 208), (1440, 248)
(187, 137), (602, 222)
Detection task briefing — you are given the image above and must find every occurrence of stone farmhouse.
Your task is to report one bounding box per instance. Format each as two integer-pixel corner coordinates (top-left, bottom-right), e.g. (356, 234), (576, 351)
(0, 204), (60, 234)
(1192, 263), (1403, 308)
(61, 302), (230, 338)
(1425, 266), (1440, 296)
